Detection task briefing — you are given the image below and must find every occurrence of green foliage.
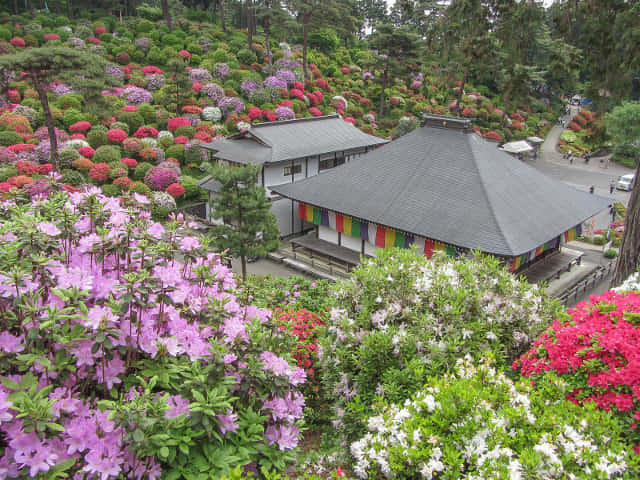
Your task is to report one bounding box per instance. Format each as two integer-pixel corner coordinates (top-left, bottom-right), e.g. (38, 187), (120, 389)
(237, 48), (257, 66)
(93, 145), (121, 164)
(165, 144), (185, 163)
(59, 147), (80, 169)
(118, 111), (145, 133)
(60, 169), (86, 187)
(209, 164), (280, 280)
(100, 183), (120, 197)
(605, 248), (618, 258)
(87, 129), (108, 148)
(174, 125), (195, 138)
(0, 164), (18, 182)
(56, 93), (83, 110)
(0, 130), (24, 146)
(606, 102), (640, 160)
(137, 4), (163, 21)
(308, 28), (340, 54)
(134, 161), (154, 181)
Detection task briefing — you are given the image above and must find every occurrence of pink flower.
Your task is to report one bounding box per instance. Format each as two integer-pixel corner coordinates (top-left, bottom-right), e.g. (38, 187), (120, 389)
(85, 305), (116, 330)
(217, 409), (238, 434)
(165, 394), (190, 419)
(37, 221), (60, 236)
(95, 357), (125, 389)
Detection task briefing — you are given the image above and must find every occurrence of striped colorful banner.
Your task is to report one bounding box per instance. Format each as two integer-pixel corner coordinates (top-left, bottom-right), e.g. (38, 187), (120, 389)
(360, 221), (368, 241)
(343, 215), (352, 236)
(375, 225), (385, 247)
(394, 231), (405, 248)
(306, 204), (313, 223)
(298, 202), (305, 220)
(564, 225), (580, 243)
(321, 210), (329, 227)
(336, 213), (344, 233)
(352, 218), (361, 238)
(384, 228), (395, 248)
(313, 207), (321, 226)
(424, 239), (435, 258)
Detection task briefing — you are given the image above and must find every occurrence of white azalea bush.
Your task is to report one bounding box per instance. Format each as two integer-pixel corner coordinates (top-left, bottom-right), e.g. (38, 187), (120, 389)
(351, 357), (639, 479)
(320, 248), (560, 437)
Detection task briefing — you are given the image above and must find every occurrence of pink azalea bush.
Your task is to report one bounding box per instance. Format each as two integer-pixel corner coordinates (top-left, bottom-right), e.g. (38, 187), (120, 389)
(0, 190), (306, 478)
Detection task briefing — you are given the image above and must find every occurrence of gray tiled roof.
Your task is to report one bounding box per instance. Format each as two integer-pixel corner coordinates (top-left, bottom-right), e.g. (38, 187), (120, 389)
(271, 126), (612, 257)
(195, 175), (221, 192)
(201, 115), (388, 165)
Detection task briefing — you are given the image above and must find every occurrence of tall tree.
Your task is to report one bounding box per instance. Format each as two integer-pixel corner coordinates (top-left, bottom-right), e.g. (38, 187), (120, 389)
(247, 0), (254, 50)
(217, 0), (227, 32)
(608, 102), (640, 286)
(165, 58), (190, 115)
(0, 48), (108, 171)
(369, 23), (420, 117)
(162, 0), (172, 31)
(255, 0), (287, 72)
(355, 0), (387, 36)
(209, 164), (280, 281)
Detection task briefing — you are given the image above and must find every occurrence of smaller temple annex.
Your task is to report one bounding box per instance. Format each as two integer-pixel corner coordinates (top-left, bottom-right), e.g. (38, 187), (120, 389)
(270, 115), (612, 272)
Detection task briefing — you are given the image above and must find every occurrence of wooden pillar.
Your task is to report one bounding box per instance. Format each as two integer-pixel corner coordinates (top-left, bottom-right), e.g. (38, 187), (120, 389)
(338, 232), (342, 246)
(361, 239), (365, 255)
(315, 225), (319, 238)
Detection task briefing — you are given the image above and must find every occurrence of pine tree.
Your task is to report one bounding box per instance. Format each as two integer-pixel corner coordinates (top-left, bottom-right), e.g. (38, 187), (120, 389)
(209, 164), (280, 281)
(165, 58), (190, 116)
(0, 47), (109, 171)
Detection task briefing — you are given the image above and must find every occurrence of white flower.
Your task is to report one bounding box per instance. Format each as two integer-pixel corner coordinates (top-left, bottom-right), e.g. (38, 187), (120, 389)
(486, 331), (498, 341)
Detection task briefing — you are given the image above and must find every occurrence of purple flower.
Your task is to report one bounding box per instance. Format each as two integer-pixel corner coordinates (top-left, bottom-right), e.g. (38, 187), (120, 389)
(362, 71), (374, 81)
(135, 37), (151, 51)
(51, 83), (74, 96)
(124, 86), (153, 106)
(275, 106), (295, 121)
(212, 63), (230, 80)
(56, 266), (93, 291)
(165, 394), (190, 419)
(275, 69), (296, 86)
(264, 75), (287, 89)
(260, 351), (292, 376)
(0, 331), (24, 353)
(275, 58), (301, 70)
(37, 221), (60, 236)
(180, 236), (201, 252)
(94, 357), (125, 389)
(105, 64), (124, 79)
(0, 390), (13, 423)
(145, 74), (165, 91)
(217, 97), (245, 116)
(189, 68), (213, 83)
(144, 167), (179, 191)
(147, 222), (165, 239)
(217, 409), (238, 435)
(201, 82), (225, 103)
(240, 79), (260, 96)
(222, 317), (249, 343)
(85, 305), (116, 330)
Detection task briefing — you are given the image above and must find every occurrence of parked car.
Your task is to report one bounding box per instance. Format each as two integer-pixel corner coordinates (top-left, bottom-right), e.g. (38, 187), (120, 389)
(617, 174), (635, 191)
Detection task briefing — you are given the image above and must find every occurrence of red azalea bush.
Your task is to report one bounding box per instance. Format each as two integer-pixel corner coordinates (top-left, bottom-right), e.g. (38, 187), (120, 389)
(248, 106), (262, 121)
(167, 117), (191, 132)
(485, 130), (503, 141)
(568, 121), (581, 132)
(69, 121), (92, 133)
(194, 131), (212, 143)
(181, 105), (203, 115)
(120, 157), (138, 169)
(0, 181), (16, 192)
(122, 105), (138, 112)
(88, 163), (111, 183)
(77, 146), (95, 158)
(510, 112), (525, 122)
(309, 107), (322, 117)
(178, 50), (191, 59)
(10, 37), (25, 47)
(293, 81), (305, 91)
(7, 143), (35, 154)
(173, 136), (189, 144)
(341, 67), (350, 75)
(43, 33), (60, 42)
(113, 176), (133, 190)
(262, 109), (277, 122)
(166, 182), (185, 198)
(71, 133), (86, 140)
(142, 65), (163, 76)
(72, 157), (94, 172)
(516, 291), (640, 449)
(107, 128), (128, 144)
(15, 161), (39, 176)
(38, 164), (53, 175)
(275, 309), (325, 409)
(86, 36), (100, 45)
(94, 26), (107, 35)
(133, 126), (159, 138)
(289, 88), (304, 100)
(192, 82), (203, 92)
(511, 121), (524, 131)
(575, 114), (588, 126)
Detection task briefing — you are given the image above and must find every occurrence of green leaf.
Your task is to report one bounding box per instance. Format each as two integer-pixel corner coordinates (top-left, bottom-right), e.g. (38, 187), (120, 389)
(1, 377), (21, 390)
(46, 422), (66, 432)
(160, 446), (170, 458)
(133, 429), (145, 443)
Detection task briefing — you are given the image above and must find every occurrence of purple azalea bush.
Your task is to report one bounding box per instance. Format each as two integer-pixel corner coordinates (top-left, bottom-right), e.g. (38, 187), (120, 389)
(263, 76), (287, 89)
(124, 86), (153, 106)
(212, 63), (230, 81)
(275, 106), (295, 121)
(0, 190), (306, 479)
(275, 69), (296, 86)
(145, 74), (165, 92)
(189, 68), (213, 83)
(217, 97), (245, 117)
(201, 82), (225, 103)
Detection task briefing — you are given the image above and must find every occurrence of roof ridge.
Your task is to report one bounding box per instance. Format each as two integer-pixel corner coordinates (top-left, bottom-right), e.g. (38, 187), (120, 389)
(252, 114), (339, 128)
(467, 135), (517, 255)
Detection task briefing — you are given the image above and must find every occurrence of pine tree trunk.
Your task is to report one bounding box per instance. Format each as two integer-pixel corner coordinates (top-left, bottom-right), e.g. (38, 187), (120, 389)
(66, 0), (72, 18)
(13, 0), (18, 15)
(218, 0), (226, 32)
(162, 0), (172, 31)
(247, 0), (253, 50)
(302, 13), (310, 80)
(611, 159), (640, 286)
(28, 0), (34, 17)
(501, 92), (511, 128)
(241, 255), (247, 281)
(34, 77), (59, 172)
(378, 68), (388, 118)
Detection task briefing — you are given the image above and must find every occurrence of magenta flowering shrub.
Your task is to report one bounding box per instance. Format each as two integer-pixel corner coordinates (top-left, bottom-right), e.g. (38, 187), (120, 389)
(0, 190), (306, 478)
(144, 166), (179, 191)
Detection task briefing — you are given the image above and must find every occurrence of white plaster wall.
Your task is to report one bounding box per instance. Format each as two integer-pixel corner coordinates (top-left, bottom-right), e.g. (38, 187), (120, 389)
(318, 226), (339, 244)
(342, 234), (361, 253)
(364, 240), (380, 256)
(270, 197), (295, 236)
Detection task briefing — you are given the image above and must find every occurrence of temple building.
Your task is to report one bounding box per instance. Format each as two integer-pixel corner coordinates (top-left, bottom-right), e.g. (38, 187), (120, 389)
(197, 115), (388, 235)
(270, 115), (611, 272)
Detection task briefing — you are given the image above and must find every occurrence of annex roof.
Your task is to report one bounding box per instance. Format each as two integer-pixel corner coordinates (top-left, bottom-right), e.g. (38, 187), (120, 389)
(270, 124), (611, 257)
(201, 115), (388, 165)
(501, 140), (534, 154)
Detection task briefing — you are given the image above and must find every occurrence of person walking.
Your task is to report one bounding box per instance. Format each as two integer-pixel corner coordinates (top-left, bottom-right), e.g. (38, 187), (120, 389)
(610, 179), (616, 194)
(589, 185), (595, 194)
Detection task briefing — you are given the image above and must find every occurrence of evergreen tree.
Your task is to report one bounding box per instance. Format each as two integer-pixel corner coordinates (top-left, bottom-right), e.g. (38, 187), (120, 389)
(608, 102), (640, 286)
(369, 23), (420, 117)
(162, 0), (172, 31)
(165, 58), (190, 116)
(0, 47), (109, 171)
(209, 164), (280, 281)
(255, 0), (288, 71)
(355, 0), (387, 35)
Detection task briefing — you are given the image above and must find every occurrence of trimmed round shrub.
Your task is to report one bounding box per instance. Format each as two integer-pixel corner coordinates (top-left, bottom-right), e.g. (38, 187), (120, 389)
(133, 161), (154, 181)
(87, 129), (109, 148)
(174, 125), (195, 138)
(59, 147), (80, 168)
(129, 180), (152, 195)
(88, 163), (111, 184)
(604, 248), (618, 258)
(237, 48), (257, 65)
(144, 166), (179, 191)
(100, 183), (120, 197)
(0, 131), (24, 146)
(92, 145), (121, 164)
(165, 144), (185, 163)
(118, 111), (145, 133)
(61, 168), (86, 187)
(0, 164), (18, 182)
(72, 157), (94, 173)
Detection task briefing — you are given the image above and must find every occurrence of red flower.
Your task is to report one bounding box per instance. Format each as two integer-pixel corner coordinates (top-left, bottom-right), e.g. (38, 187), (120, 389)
(280, 99), (293, 108)
(142, 66), (164, 76)
(248, 107), (262, 121)
(7, 89), (20, 102)
(120, 157), (138, 169)
(309, 107), (322, 117)
(107, 129), (128, 144)
(262, 109), (277, 122)
(0, 182), (16, 192)
(43, 33), (60, 42)
(62, 184), (79, 193)
(69, 121), (92, 133)
(133, 126), (159, 138)
(38, 164), (53, 175)
(167, 117), (191, 132)
(166, 183), (185, 198)
(335, 467), (345, 477)
(192, 82), (203, 92)
(341, 67), (350, 74)
(86, 37), (100, 45)
(94, 26), (107, 35)
(71, 133), (86, 140)
(78, 146), (95, 158)
(10, 37), (25, 47)
(174, 136), (189, 144)
(178, 50), (191, 59)
(88, 163), (111, 183)
(122, 105), (138, 112)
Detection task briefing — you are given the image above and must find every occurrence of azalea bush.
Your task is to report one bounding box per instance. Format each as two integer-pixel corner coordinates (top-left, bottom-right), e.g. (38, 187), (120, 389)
(320, 248), (560, 438)
(516, 290), (640, 451)
(350, 357), (639, 479)
(0, 190), (306, 479)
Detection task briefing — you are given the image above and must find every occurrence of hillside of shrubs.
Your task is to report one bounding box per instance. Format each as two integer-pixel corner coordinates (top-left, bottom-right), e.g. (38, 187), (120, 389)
(0, 12), (564, 215)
